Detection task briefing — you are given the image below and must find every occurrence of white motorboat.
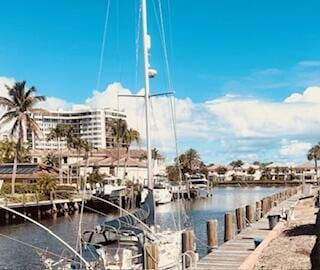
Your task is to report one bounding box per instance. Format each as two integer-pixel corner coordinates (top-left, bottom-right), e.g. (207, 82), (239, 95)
(186, 173), (210, 198)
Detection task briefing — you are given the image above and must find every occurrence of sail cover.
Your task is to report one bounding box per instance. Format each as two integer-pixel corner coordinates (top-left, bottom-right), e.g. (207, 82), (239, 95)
(97, 189), (155, 235)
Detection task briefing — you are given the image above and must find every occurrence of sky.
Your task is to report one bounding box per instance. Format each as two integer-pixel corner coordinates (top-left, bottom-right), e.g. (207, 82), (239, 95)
(1, 0), (320, 164)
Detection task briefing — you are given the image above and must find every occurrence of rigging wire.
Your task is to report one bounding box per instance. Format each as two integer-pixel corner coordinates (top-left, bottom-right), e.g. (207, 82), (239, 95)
(150, 0), (188, 230)
(96, 0), (111, 90)
(135, 2), (142, 92)
(156, 0), (174, 91)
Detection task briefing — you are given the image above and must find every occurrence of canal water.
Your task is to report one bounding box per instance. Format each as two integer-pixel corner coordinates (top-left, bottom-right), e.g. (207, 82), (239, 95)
(0, 186), (284, 269)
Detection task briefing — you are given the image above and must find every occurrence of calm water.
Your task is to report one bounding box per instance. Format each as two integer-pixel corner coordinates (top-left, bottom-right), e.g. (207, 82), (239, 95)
(0, 186), (284, 269)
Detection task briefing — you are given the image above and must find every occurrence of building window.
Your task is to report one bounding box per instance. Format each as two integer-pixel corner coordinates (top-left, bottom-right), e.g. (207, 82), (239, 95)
(63, 157), (68, 164)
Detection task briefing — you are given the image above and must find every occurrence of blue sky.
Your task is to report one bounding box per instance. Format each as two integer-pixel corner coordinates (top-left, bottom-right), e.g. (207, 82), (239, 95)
(2, 0), (320, 163)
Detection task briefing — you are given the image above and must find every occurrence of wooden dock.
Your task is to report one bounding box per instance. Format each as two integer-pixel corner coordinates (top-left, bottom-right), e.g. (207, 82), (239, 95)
(197, 192), (302, 270)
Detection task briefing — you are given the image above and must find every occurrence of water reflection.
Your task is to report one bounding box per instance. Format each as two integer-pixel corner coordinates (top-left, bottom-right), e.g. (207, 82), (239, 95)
(0, 186), (283, 268)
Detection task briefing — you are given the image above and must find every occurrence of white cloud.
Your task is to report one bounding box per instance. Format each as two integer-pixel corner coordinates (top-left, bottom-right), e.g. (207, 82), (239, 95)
(284, 86), (320, 103)
(279, 140), (311, 158)
(37, 97), (72, 111)
(1, 75), (320, 163)
(0, 76), (14, 98)
(205, 90), (320, 139)
(83, 82), (211, 154)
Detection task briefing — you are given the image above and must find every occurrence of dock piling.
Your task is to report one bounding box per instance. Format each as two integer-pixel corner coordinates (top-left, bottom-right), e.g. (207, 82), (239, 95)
(256, 201), (262, 221)
(224, 212), (235, 242)
(246, 204), (255, 224)
(182, 229), (196, 268)
(235, 207), (244, 232)
(144, 243), (159, 270)
(207, 219), (218, 252)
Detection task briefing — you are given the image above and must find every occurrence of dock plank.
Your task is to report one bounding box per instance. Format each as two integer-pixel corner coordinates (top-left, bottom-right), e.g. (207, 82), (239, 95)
(197, 191), (302, 269)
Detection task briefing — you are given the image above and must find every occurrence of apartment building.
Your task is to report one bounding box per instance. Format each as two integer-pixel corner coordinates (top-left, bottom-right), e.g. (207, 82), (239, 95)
(28, 105), (126, 150)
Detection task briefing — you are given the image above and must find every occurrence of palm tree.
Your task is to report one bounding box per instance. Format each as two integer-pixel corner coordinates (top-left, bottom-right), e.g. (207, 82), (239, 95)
(87, 167), (106, 184)
(80, 138), (96, 186)
(0, 81), (45, 194)
(37, 174), (57, 197)
(47, 124), (66, 174)
(43, 152), (59, 167)
(307, 143), (320, 185)
(123, 128), (140, 180)
(229, 160), (244, 169)
(0, 139), (30, 163)
(176, 148), (201, 177)
(111, 119), (128, 178)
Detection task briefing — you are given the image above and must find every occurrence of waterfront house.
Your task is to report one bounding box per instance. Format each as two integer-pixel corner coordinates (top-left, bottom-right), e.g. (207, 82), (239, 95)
(208, 163), (262, 181)
(292, 161), (318, 182)
(30, 148), (166, 184)
(0, 163), (61, 184)
(264, 162), (292, 180)
(207, 164), (232, 181)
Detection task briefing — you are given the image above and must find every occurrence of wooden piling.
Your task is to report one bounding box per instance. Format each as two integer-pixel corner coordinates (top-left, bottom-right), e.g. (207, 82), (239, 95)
(256, 201), (262, 220)
(224, 212), (235, 242)
(207, 219), (218, 252)
(235, 207), (244, 232)
(144, 243), (159, 270)
(182, 229), (196, 268)
(246, 204), (255, 224)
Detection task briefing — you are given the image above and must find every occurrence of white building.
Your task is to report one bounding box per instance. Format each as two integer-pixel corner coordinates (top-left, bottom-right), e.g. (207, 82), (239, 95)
(264, 162), (292, 181)
(28, 105), (126, 150)
(292, 162), (318, 182)
(208, 163), (262, 181)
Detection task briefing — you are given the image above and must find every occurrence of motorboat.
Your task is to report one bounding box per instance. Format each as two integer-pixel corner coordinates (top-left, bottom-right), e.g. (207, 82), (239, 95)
(186, 173), (210, 198)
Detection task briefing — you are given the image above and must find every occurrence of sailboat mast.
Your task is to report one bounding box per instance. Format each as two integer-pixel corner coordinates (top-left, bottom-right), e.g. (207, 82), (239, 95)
(141, 0), (153, 190)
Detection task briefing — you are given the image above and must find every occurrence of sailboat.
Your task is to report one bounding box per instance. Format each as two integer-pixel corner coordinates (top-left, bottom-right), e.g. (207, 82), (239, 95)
(38, 0), (187, 269)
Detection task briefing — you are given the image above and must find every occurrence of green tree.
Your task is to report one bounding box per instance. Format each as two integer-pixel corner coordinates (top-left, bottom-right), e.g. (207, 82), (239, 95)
(123, 128), (140, 179)
(111, 119), (128, 178)
(307, 143), (320, 185)
(166, 164), (180, 181)
(175, 148), (202, 178)
(216, 166), (227, 175)
(37, 175), (57, 197)
(43, 152), (59, 167)
(0, 139), (30, 163)
(0, 81), (45, 194)
(47, 123), (74, 183)
(87, 167), (106, 184)
(229, 160), (244, 168)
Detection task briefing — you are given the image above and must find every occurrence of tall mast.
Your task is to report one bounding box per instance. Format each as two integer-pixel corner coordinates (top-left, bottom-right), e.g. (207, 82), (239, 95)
(141, 0), (153, 190)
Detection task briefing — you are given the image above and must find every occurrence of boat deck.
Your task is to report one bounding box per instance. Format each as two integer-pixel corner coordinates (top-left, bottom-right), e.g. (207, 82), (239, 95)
(196, 193), (301, 270)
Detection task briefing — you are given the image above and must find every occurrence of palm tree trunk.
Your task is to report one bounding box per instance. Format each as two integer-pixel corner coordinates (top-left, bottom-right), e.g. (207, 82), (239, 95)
(117, 142), (120, 180)
(58, 137), (63, 184)
(123, 146), (130, 182)
(315, 159), (318, 185)
(11, 155), (17, 194)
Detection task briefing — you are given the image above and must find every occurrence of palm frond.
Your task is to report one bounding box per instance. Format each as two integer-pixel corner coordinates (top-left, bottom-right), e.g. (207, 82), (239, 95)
(0, 97), (15, 108)
(25, 86), (36, 99)
(25, 114), (42, 139)
(0, 110), (16, 123)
